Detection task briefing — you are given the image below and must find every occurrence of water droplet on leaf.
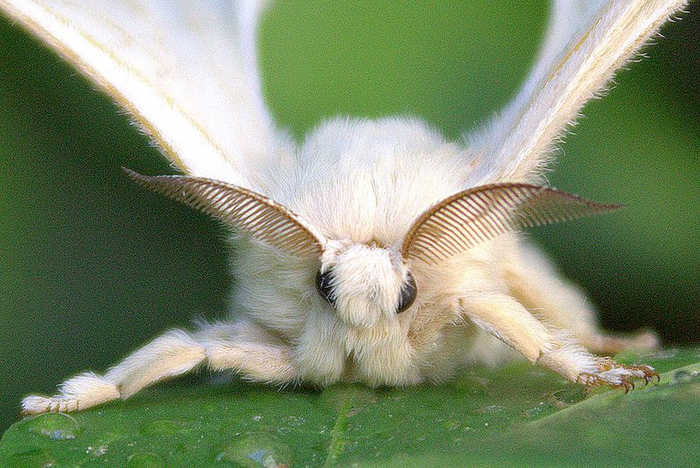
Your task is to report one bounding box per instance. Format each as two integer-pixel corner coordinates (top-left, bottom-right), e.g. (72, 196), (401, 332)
(522, 402), (556, 419)
(475, 405), (505, 414)
(8, 449), (56, 467)
(282, 415), (306, 427)
(443, 419), (461, 431)
(24, 413), (82, 440)
(672, 369), (700, 384)
(457, 376), (490, 395)
(126, 452), (166, 468)
(216, 431), (293, 467)
(86, 444), (109, 457)
(548, 387), (587, 406)
(140, 419), (200, 436)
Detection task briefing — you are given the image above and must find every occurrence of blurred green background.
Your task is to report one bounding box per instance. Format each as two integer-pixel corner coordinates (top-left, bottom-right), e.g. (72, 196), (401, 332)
(0, 2), (697, 433)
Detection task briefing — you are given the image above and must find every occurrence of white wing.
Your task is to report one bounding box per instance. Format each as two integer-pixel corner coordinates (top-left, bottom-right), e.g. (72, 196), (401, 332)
(467, 0), (688, 185)
(0, 0), (280, 189)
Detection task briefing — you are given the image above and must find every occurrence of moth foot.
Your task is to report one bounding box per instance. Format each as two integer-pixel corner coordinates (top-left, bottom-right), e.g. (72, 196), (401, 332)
(21, 372), (121, 416)
(21, 395), (80, 416)
(576, 358), (659, 393)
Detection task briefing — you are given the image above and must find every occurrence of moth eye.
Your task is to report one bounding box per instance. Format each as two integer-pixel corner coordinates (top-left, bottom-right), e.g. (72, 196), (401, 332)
(396, 273), (417, 314)
(316, 269), (336, 306)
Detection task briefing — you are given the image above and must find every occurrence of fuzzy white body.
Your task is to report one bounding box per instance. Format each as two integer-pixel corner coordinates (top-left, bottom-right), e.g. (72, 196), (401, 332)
(233, 117), (508, 386)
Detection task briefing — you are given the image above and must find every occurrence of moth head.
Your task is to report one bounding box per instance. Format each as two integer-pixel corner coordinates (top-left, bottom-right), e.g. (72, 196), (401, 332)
(317, 240), (417, 328)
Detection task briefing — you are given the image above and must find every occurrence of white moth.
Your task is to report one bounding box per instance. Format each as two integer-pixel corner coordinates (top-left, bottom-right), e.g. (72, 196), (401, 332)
(0, 0), (687, 415)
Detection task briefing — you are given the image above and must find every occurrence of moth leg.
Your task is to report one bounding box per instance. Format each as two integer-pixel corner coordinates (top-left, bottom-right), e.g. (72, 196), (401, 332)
(21, 329), (206, 415)
(459, 292), (657, 390)
(195, 321), (298, 384)
(22, 322), (298, 415)
(459, 292), (559, 363)
(504, 240), (658, 354)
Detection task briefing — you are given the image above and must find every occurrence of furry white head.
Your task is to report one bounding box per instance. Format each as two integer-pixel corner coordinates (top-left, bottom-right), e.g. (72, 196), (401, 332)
(320, 239), (415, 328)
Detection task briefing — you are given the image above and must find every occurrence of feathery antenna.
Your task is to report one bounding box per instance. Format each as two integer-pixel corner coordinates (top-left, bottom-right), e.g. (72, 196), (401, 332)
(402, 183), (623, 265)
(124, 168), (324, 257)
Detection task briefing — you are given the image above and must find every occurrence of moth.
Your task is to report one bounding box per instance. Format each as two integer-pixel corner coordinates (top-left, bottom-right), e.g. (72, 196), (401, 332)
(0, 0), (687, 415)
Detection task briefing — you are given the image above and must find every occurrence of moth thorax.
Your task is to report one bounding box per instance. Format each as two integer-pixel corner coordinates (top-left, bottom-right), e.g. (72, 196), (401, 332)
(325, 243), (409, 329)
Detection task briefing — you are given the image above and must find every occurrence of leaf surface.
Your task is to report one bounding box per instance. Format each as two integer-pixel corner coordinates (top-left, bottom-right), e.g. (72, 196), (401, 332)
(1, 349), (698, 467)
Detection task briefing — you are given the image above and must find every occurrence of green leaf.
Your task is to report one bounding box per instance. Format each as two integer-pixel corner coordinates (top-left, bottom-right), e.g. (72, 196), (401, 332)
(1, 349), (698, 467)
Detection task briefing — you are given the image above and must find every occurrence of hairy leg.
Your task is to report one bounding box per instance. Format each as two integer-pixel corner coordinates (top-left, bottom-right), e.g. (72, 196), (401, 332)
(196, 321), (297, 383)
(504, 240), (658, 354)
(459, 290), (657, 391)
(22, 321), (297, 415)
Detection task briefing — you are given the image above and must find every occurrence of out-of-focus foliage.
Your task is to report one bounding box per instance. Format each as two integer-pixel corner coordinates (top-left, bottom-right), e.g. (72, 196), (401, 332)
(0, 1), (697, 434)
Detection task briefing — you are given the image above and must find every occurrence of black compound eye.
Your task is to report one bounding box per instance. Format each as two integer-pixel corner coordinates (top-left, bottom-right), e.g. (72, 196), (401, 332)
(316, 269), (336, 306)
(396, 272), (417, 314)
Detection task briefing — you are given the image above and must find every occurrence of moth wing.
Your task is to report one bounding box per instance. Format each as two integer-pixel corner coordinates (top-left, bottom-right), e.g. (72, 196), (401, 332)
(0, 0), (280, 189)
(467, 0), (687, 184)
